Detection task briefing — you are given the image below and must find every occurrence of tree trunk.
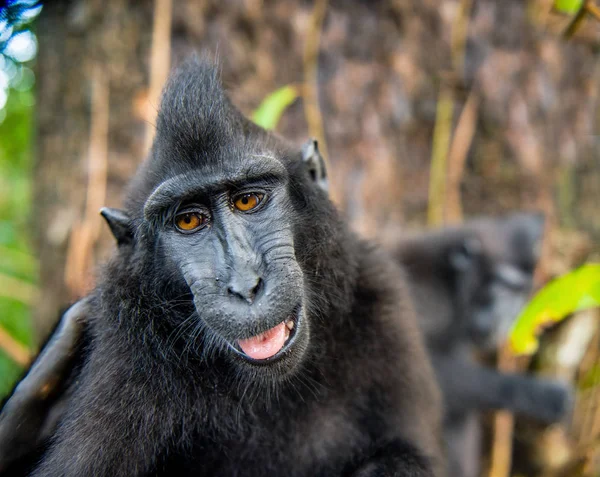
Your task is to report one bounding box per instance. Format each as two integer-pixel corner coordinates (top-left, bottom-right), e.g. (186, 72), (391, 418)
(35, 0), (153, 340)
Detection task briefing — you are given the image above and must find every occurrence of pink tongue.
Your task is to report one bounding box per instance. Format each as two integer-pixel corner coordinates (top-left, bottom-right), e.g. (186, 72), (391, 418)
(238, 322), (287, 360)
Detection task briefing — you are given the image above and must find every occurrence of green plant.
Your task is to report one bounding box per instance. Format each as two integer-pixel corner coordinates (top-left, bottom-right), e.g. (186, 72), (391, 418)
(509, 263), (600, 355)
(555, 0), (584, 14)
(251, 84), (299, 130)
(0, 87), (36, 396)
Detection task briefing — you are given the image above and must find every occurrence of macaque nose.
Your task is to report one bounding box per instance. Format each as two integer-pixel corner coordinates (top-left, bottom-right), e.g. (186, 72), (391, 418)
(227, 274), (263, 304)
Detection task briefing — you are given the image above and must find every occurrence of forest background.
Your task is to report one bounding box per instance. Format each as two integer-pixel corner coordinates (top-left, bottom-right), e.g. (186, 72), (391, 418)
(1, 0), (599, 476)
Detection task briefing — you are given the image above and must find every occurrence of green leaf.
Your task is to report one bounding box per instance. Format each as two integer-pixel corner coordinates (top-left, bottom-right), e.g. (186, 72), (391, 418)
(251, 85), (299, 130)
(509, 263), (600, 355)
(554, 0), (584, 14)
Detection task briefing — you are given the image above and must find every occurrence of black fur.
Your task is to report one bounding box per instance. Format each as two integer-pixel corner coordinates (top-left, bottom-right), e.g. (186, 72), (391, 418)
(14, 58), (442, 477)
(387, 214), (572, 477)
(0, 299), (91, 476)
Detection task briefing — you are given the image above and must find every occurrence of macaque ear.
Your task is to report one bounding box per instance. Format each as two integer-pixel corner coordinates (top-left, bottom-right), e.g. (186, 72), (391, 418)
(100, 208), (134, 246)
(449, 236), (482, 271)
(302, 139), (328, 193)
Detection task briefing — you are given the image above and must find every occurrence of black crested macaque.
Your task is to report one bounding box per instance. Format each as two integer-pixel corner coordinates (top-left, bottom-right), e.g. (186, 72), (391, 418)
(0, 141), (331, 476)
(13, 59), (442, 477)
(0, 150), (330, 476)
(386, 214), (573, 477)
(0, 144), (330, 476)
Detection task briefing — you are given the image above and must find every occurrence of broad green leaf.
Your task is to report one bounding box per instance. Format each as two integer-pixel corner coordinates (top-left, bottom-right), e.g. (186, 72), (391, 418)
(509, 263), (600, 355)
(252, 85), (299, 130)
(554, 0), (584, 14)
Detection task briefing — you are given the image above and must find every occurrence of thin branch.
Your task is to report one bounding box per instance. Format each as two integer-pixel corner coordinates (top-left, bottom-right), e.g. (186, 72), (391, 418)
(444, 91), (479, 224)
(429, 0), (474, 226)
(574, 328), (600, 444)
(0, 324), (30, 367)
(450, 0), (474, 76)
(427, 83), (453, 227)
(488, 347), (519, 477)
(64, 64), (109, 298)
(144, 0), (173, 155)
(85, 64), (110, 229)
(303, 0), (330, 176)
(488, 411), (514, 477)
(586, 1), (600, 21)
(563, 0), (591, 39)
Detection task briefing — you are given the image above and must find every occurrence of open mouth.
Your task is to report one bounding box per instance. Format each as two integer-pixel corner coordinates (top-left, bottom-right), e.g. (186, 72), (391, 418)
(234, 306), (301, 363)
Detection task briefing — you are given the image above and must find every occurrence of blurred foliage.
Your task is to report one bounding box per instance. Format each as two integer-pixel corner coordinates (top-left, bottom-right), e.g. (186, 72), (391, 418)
(0, 86), (36, 397)
(0, 0), (40, 398)
(0, 1), (42, 52)
(554, 0), (584, 14)
(251, 84), (299, 130)
(509, 264), (600, 355)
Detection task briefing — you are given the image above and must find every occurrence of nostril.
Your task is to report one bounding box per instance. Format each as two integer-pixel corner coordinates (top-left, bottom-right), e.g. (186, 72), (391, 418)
(227, 277), (263, 304)
(251, 278), (263, 299)
(227, 286), (239, 298)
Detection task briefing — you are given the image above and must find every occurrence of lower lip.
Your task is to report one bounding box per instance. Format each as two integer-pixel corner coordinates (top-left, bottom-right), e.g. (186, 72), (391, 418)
(233, 306), (302, 364)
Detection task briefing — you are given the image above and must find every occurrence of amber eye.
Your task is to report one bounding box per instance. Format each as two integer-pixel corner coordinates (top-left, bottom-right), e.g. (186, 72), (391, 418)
(174, 212), (206, 233)
(233, 193), (264, 212)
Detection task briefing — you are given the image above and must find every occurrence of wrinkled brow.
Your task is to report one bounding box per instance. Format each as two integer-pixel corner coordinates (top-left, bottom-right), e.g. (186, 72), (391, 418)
(143, 156), (287, 220)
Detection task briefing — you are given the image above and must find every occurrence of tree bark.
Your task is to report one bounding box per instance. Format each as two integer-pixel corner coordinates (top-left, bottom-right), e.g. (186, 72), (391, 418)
(35, 0), (153, 340)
